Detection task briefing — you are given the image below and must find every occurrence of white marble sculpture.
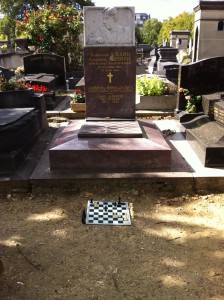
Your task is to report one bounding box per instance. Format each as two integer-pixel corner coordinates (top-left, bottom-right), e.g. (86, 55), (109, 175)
(84, 7), (135, 46)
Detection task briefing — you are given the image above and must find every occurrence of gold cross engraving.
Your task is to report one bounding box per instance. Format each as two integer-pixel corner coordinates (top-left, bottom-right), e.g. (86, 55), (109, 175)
(107, 72), (113, 84)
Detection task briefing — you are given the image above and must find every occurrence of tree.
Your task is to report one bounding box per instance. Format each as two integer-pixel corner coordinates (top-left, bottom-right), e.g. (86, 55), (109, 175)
(0, 0), (94, 41)
(16, 4), (84, 70)
(157, 12), (194, 45)
(135, 25), (143, 45)
(141, 18), (162, 46)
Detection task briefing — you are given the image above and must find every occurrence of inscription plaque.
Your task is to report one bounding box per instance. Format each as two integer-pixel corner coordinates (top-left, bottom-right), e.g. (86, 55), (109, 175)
(84, 46), (136, 119)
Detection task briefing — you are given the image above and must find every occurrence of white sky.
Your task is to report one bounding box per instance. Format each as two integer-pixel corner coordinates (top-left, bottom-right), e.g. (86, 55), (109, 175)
(93, 0), (200, 21)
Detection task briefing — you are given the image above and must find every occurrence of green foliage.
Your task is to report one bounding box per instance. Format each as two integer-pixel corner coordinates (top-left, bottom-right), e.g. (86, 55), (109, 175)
(136, 75), (166, 96)
(141, 18), (162, 46)
(70, 88), (85, 103)
(157, 12), (194, 45)
(179, 88), (202, 113)
(0, 75), (27, 91)
(0, 15), (16, 42)
(183, 58), (192, 64)
(135, 25), (143, 45)
(16, 4), (84, 70)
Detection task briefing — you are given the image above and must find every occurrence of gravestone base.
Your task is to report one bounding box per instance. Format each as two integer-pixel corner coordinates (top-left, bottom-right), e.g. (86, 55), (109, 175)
(174, 110), (204, 123)
(49, 119), (172, 172)
(183, 115), (224, 167)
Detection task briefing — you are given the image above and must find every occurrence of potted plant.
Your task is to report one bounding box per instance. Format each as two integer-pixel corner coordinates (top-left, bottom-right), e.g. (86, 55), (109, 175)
(179, 88), (202, 113)
(70, 88), (86, 112)
(0, 76), (35, 108)
(136, 75), (177, 110)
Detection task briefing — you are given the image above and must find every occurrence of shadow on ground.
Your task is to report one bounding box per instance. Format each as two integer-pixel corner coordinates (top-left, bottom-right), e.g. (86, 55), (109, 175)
(0, 189), (224, 300)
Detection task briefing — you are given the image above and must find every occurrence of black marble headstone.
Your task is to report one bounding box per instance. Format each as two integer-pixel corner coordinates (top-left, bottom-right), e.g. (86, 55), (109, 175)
(177, 57), (224, 111)
(24, 53), (66, 86)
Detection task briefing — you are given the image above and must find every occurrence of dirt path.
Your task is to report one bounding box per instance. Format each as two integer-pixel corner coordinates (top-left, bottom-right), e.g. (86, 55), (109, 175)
(0, 190), (224, 300)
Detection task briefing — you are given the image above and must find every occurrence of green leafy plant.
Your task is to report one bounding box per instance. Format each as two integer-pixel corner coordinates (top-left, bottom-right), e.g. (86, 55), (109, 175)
(136, 75), (166, 96)
(182, 58), (192, 65)
(0, 44), (7, 52)
(70, 89), (85, 103)
(179, 87), (202, 113)
(16, 4), (83, 70)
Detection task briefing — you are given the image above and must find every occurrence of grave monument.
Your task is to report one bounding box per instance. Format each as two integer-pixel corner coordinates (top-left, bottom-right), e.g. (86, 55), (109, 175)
(175, 56), (224, 167)
(49, 7), (171, 172)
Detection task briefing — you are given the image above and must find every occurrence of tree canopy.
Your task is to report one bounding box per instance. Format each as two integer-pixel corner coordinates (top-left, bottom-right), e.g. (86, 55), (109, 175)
(0, 0), (93, 41)
(141, 18), (162, 46)
(157, 12), (194, 45)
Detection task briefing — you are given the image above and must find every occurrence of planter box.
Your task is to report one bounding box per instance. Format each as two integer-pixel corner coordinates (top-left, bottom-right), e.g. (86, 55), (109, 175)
(136, 94), (177, 110)
(70, 102), (86, 112)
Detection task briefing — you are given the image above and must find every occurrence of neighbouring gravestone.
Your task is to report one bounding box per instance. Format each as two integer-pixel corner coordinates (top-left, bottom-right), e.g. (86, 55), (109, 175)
(84, 6), (136, 119)
(214, 101), (224, 125)
(175, 57), (224, 167)
(176, 56), (224, 113)
(24, 53), (66, 89)
(0, 66), (15, 80)
(0, 90), (48, 173)
(202, 93), (223, 120)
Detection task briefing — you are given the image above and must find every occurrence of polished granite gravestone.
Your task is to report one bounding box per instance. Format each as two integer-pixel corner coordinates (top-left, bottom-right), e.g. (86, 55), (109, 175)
(84, 46), (136, 119)
(214, 101), (224, 126)
(202, 93), (223, 120)
(49, 6), (172, 172)
(183, 115), (224, 167)
(176, 56), (224, 117)
(24, 53), (66, 88)
(49, 119), (171, 172)
(0, 108), (43, 173)
(174, 57), (224, 167)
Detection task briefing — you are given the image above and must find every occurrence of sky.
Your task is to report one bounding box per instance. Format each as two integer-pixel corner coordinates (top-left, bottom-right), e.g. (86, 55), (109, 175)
(93, 0), (200, 21)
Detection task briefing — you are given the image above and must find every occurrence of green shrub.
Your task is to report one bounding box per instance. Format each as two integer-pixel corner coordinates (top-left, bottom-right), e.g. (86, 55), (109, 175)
(136, 75), (166, 96)
(183, 58), (192, 65)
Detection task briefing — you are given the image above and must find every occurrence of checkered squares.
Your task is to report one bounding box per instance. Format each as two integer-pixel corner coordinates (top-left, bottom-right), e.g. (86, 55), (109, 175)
(86, 200), (131, 226)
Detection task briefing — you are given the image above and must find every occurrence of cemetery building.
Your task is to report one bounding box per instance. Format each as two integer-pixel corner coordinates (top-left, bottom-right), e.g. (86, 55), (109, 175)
(193, 0), (224, 61)
(170, 30), (190, 52)
(135, 13), (150, 29)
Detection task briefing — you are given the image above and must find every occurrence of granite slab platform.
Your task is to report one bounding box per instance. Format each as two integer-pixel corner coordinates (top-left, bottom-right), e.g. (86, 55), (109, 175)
(49, 119), (172, 172)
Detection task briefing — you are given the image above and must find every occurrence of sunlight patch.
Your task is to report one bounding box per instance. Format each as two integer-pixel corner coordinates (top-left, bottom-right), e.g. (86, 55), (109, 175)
(0, 235), (23, 247)
(163, 257), (185, 267)
(27, 209), (67, 222)
(52, 229), (68, 237)
(160, 275), (187, 287)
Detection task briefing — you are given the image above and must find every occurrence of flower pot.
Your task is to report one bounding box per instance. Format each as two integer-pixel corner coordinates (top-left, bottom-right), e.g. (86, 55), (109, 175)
(70, 102), (86, 112)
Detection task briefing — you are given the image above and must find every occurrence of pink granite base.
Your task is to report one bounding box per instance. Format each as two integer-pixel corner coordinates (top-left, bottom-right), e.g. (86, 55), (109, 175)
(49, 120), (171, 172)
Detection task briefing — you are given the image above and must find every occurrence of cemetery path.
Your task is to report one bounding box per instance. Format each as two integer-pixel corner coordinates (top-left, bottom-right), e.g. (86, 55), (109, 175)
(0, 190), (224, 300)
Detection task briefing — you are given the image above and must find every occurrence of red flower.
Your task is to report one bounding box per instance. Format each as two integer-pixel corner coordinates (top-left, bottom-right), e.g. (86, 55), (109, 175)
(39, 35), (43, 40)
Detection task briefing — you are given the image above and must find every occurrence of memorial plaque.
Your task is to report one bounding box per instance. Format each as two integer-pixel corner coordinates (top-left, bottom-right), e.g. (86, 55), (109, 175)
(214, 101), (224, 125)
(84, 46), (136, 119)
